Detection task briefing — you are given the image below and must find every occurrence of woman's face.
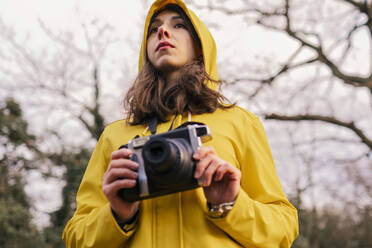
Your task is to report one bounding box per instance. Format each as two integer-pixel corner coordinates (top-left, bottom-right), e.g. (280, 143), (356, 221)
(146, 10), (200, 73)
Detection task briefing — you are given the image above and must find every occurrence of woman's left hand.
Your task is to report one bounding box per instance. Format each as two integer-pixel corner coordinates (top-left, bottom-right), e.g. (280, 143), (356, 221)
(193, 146), (241, 205)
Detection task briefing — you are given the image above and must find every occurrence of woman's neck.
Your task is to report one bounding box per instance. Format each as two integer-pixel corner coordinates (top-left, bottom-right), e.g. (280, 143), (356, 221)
(163, 69), (180, 91)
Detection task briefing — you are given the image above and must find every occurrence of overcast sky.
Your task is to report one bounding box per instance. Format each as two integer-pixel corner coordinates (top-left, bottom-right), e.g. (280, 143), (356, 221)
(0, 0), (142, 29)
(0, 0), (299, 66)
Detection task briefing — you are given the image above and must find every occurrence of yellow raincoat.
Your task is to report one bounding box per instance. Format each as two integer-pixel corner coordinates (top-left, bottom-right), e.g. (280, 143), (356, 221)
(63, 0), (299, 247)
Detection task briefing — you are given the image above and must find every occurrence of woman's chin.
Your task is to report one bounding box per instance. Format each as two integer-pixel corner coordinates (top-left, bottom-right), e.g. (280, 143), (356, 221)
(155, 62), (181, 73)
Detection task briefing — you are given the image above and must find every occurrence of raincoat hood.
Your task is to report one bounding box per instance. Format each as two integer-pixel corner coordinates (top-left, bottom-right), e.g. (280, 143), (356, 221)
(138, 0), (218, 89)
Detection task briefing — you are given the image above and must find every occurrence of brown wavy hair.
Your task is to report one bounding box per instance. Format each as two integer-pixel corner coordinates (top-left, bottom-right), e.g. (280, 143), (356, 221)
(124, 59), (234, 125)
(123, 4), (234, 125)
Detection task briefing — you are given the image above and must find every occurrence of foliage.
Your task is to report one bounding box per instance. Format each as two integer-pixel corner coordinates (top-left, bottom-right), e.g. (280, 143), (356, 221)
(43, 148), (91, 248)
(0, 99), (45, 247)
(292, 204), (372, 248)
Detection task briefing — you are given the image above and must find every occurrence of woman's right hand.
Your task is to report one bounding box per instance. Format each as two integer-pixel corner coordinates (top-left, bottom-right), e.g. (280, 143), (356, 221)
(103, 148), (140, 222)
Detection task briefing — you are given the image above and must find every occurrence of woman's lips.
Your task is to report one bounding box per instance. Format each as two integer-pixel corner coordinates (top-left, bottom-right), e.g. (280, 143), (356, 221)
(156, 41), (174, 51)
(158, 45), (172, 51)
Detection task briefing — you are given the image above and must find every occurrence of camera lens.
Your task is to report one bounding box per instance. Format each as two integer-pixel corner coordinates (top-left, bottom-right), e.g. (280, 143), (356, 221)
(142, 137), (178, 173)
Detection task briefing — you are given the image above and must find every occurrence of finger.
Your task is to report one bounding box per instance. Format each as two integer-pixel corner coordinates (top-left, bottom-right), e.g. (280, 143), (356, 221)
(202, 159), (221, 187)
(111, 178), (137, 191)
(103, 167), (137, 185)
(215, 164), (230, 181)
(194, 153), (215, 179)
(105, 168), (138, 184)
(215, 164), (241, 181)
(110, 158), (138, 170)
(193, 146), (215, 160)
(111, 149), (132, 160)
(103, 179), (137, 197)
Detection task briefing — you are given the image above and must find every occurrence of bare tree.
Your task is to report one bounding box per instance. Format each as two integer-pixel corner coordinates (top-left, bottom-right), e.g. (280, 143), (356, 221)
(187, 0), (372, 246)
(1, 17), (135, 144)
(0, 12), (138, 247)
(188, 0), (371, 196)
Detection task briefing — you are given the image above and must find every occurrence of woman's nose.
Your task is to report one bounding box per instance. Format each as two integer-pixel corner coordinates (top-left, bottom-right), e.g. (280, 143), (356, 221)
(158, 26), (170, 39)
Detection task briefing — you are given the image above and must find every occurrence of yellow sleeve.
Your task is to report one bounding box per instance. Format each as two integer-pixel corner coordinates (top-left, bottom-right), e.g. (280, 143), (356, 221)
(206, 112), (299, 247)
(62, 128), (136, 248)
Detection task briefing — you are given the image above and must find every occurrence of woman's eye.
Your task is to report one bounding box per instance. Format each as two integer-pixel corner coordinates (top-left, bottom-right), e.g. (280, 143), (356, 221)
(175, 23), (186, 29)
(149, 26), (158, 34)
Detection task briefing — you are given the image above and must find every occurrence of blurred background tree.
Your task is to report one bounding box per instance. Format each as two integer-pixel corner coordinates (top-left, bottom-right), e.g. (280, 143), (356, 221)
(0, 99), (45, 247)
(0, 1), (147, 246)
(187, 0), (372, 247)
(0, 0), (371, 247)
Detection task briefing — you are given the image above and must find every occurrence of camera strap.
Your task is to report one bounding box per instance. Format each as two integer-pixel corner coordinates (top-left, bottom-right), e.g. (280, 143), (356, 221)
(147, 114), (207, 134)
(147, 115), (179, 134)
(175, 121), (207, 129)
(147, 116), (158, 135)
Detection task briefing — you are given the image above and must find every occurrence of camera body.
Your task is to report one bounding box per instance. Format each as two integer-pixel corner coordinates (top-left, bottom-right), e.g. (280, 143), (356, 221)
(118, 124), (212, 202)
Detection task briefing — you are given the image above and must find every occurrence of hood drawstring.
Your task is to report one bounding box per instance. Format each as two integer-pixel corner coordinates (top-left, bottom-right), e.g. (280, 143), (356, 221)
(178, 112), (190, 248)
(142, 126), (149, 136)
(178, 193), (184, 248)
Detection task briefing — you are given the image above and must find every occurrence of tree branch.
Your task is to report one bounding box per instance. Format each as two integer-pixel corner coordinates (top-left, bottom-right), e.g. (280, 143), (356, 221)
(342, 0), (366, 11)
(281, 1), (372, 91)
(200, 0), (372, 90)
(224, 57), (318, 86)
(265, 113), (372, 150)
(190, 1), (284, 16)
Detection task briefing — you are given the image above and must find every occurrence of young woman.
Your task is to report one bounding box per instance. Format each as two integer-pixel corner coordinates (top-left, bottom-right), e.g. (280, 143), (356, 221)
(63, 1), (299, 247)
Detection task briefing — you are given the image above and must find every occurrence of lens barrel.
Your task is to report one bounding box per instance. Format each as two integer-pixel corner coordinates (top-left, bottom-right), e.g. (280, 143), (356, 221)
(142, 137), (179, 173)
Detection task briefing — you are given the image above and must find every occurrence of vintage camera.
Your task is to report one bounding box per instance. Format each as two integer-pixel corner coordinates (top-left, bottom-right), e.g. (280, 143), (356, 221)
(118, 124), (212, 202)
